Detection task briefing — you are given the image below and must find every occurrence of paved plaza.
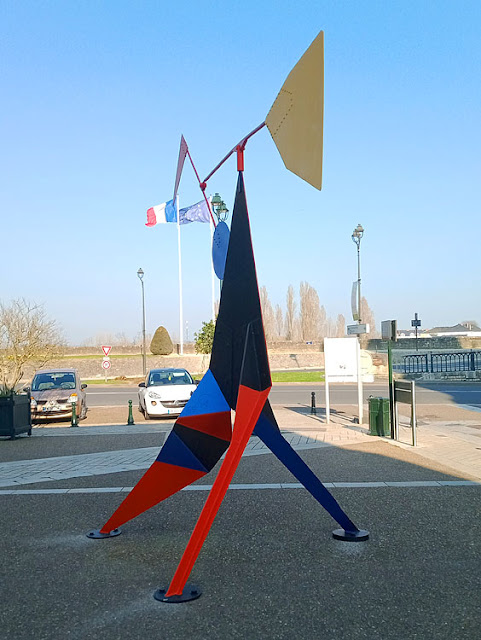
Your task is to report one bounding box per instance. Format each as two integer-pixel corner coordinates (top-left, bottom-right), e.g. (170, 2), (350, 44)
(1, 402), (480, 639)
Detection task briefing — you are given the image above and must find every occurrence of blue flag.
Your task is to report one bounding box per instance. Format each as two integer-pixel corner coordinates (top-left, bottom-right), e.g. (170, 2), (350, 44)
(179, 199), (211, 225)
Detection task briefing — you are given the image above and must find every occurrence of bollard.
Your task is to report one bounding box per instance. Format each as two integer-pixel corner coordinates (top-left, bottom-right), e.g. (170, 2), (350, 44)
(310, 391), (317, 415)
(71, 402), (78, 427)
(127, 399), (135, 425)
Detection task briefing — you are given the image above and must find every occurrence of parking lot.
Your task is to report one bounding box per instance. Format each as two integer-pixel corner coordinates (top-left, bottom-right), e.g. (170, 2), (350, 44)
(1, 403), (481, 640)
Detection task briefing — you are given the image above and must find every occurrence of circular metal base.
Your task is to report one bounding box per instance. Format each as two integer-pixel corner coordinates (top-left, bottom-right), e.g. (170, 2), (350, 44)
(153, 584), (202, 603)
(86, 528), (122, 539)
(332, 528), (369, 542)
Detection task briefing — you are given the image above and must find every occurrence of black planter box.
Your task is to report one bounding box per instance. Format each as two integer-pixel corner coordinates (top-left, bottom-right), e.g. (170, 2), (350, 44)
(0, 394), (32, 439)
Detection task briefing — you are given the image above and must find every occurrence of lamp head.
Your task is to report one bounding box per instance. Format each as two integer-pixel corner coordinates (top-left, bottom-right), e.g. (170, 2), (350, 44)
(351, 223), (364, 245)
(137, 268), (144, 280)
(211, 193), (229, 222)
(216, 200), (229, 222)
(211, 193), (222, 207)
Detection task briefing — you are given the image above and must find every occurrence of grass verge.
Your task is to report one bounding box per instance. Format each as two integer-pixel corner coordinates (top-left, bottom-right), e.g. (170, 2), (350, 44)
(83, 371), (325, 385)
(271, 370), (324, 383)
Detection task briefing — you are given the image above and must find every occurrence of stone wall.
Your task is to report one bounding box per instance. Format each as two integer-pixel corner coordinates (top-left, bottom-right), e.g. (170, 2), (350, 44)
(65, 341), (321, 356)
(64, 343), (197, 356)
(20, 350), (325, 382)
(266, 341), (323, 353)
(368, 336), (481, 351)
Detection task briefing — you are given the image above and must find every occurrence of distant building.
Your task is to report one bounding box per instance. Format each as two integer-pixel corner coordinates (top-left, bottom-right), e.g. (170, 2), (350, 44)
(397, 329), (430, 339)
(397, 329), (418, 339)
(427, 322), (481, 338)
(396, 322), (481, 339)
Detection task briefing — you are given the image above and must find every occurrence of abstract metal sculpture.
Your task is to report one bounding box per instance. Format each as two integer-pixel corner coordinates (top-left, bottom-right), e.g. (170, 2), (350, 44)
(87, 30), (368, 602)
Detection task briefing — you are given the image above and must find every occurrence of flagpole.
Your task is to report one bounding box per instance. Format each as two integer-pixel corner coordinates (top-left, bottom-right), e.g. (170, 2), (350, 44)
(176, 195), (184, 355)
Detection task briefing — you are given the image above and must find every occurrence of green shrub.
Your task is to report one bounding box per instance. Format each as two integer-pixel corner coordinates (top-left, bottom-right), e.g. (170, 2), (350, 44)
(150, 326), (173, 355)
(194, 320), (215, 354)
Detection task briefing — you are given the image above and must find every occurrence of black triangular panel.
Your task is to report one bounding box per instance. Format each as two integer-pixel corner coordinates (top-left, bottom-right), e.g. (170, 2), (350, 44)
(173, 424), (230, 472)
(210, 173), (270, 404)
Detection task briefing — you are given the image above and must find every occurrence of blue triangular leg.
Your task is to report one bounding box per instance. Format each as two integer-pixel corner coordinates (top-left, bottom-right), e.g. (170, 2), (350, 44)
(253, 403), (368, 540)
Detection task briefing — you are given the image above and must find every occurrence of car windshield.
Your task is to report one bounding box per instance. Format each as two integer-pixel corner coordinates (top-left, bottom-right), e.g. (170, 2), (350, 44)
(148, 371), (193, 386)
(32, 373), (76, 391)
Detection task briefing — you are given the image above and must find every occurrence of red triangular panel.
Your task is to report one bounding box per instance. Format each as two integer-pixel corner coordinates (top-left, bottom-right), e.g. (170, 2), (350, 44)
(175, 410), (232, 442)
(100, 461), (205, 533)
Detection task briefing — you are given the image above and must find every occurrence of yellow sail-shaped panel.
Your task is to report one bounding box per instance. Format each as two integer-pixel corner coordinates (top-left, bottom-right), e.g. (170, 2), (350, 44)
(266, 30), (324, 190)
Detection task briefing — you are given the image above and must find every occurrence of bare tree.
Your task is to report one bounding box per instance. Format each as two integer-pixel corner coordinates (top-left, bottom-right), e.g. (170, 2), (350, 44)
(0, 299), (64, 392)
(133, 331), (153, 348)
(360, 297), (379, 337)
(319, 305), (327, 338)
(325, 316), (336, 338)
(259, 286), (276, 342)
(83, 332), (116, 347)
(285, 285), (297, 341)
(275, 304), (284, 341)
(113, 332), (132, 346)
(292, 317), (302, 341)
(299, 282), (321, 341)
(335, 314), (346, 338)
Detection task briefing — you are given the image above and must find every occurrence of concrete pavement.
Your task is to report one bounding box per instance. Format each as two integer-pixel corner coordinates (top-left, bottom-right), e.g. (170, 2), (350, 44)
(2, 401), (481, 485)
(1, 401), (481, 640)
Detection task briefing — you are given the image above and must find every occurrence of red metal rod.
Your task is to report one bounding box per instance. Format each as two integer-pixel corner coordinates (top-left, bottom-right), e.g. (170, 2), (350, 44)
(165, 384), (271, 597)
(202, 121), (266, 183)
(186, 149), (217, 226)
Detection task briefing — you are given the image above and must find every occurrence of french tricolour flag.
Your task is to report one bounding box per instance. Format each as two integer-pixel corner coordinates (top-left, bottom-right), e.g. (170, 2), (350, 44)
(145, 200), (177, 226)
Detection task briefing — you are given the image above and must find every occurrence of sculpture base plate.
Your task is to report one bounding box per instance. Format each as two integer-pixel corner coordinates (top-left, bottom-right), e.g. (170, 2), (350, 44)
(86, 528), (122, 539)
(332, 528), (369, 541)
(154, 584), (202, 603)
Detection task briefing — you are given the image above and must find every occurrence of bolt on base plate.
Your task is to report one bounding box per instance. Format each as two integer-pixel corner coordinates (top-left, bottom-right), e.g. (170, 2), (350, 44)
(86, 528), (122, 539)
(153, 584), (202, 603)
(332, 528), (369, 541)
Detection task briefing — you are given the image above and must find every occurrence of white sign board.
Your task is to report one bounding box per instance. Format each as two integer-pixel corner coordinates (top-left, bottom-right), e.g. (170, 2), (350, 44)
(324, 337), (359, 382)
(347, 323), (370, 335)
(351, 282), (359, 321)
(102, 360), (111, 370)
(102, 345), (112, 356)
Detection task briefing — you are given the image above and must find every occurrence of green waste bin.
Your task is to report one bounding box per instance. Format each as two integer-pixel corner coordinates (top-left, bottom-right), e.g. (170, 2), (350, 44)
(368, 397), (390, 436)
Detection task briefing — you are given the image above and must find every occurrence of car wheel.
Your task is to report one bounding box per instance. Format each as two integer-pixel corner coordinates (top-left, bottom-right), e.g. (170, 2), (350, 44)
(144, 410), (151, 420)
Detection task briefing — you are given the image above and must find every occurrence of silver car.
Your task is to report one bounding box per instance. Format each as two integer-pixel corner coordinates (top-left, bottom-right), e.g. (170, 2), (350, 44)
(28, 368), (88, 421)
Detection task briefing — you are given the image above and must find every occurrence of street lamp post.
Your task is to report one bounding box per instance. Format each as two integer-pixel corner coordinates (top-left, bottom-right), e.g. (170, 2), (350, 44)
(137, 268), (147, 377)
(351, 224), (364, 424)
(209, 194), (229, 321)
(351, 224), (364, 325)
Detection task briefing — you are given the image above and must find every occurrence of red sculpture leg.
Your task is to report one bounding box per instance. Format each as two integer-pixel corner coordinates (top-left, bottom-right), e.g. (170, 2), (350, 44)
(164, 383), (271, 598)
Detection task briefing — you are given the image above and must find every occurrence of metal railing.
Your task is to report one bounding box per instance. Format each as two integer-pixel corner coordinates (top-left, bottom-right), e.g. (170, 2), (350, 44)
(403, 351), (481, 374)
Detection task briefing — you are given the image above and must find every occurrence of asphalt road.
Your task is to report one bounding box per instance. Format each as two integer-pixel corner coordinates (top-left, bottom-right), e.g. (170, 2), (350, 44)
(85, 382), (481, 408)
(2, 436), (480, 640)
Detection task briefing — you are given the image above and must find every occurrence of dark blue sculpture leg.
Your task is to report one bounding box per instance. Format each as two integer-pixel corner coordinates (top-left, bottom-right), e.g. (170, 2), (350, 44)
(254, 406), (369, 541)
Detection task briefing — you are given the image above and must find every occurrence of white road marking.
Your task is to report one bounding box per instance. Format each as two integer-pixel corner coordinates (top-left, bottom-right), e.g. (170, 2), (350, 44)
(0, 480), (479, 495)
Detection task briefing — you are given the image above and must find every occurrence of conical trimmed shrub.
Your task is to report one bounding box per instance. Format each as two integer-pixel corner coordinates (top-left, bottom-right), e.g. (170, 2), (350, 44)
(150, 326), (173, 355)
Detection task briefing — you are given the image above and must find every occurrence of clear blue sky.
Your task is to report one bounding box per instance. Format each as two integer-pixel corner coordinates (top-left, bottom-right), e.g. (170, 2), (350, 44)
(1, 0), (480, 345)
